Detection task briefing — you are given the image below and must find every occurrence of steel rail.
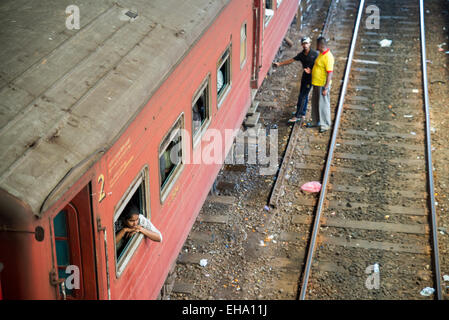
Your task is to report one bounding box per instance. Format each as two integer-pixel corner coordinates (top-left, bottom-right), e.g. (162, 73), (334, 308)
(320, 0), (340, 39)
(419, 0), (443, 300)
(298, 0), (365, 300)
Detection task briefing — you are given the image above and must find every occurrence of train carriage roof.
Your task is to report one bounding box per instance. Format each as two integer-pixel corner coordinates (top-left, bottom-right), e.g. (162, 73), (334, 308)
(0, 0), (230, 217)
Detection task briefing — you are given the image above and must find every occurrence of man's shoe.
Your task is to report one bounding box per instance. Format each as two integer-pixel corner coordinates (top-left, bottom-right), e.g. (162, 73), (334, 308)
(306, 122), (319, 128)
(319, 127), (329, 133)
(288, 117), (299, 123)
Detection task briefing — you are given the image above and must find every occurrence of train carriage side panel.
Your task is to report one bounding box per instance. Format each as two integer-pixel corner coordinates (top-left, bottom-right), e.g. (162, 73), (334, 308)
(97, 0), (254, 299)
(254, 0), (300, 88)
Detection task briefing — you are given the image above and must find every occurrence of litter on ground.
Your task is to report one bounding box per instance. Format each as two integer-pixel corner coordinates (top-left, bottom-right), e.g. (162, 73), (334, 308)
(379, 39), (392, 47)
(301, 181), (322, 193)
(420, 287), (435, 296)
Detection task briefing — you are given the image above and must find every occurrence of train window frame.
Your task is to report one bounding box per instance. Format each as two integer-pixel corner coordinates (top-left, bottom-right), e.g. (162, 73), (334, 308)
(192, 74), (212, 148)
(159, 113), (185, 203)
(264, 0), (275, 27)
(113, 166), (150, 278)
(216, 44), (232, 108)
(276, 0), (283, 8)
(240, 22), (247, 69)
(51, 204), (84, 299)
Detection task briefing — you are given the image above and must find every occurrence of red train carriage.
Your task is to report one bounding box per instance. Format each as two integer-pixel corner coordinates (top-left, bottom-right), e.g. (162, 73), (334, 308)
(0, 0), (299, 299)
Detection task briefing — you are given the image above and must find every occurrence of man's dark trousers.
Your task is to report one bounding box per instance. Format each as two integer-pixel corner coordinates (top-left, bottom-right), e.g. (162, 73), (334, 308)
(294, 79), (312, 118)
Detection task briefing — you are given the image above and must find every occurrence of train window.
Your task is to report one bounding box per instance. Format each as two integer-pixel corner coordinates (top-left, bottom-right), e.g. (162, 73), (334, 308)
(265, 0), (274, 9)
(192, 75), (211, 146)
(217, 45), (232, 107)
(265, 0), (274, 26)
(52, 205), (82, 298)
(240, 23), (247, 68)
(113, 167), (150, 277)
(277, 0), (283, 8)
(50, 185), (97, 299)
(54, 210), (74, 297)
(159, 114), (184, 202)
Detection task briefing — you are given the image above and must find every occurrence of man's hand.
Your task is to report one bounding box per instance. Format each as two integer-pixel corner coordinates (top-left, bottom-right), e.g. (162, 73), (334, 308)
(322, 87), (328, 96)
(273, 62), (280, 67)
(304, 67), (311, 74)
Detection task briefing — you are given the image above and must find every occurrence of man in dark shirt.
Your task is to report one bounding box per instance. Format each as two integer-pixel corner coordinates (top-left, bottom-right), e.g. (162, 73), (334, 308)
(273, 36), (318, 124)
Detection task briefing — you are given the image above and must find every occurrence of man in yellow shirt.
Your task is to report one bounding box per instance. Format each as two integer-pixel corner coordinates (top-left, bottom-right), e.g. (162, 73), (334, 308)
(307, 37), (334, 133)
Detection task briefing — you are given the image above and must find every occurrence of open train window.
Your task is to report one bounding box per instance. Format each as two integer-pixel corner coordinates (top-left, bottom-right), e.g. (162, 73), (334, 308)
(240, 23), (247, 68)
(159, 114), (184, 202)
(113, 167), (150, 277)
(265, 0), (274, 26)
(217, 45), (232, 107)
(192, 75), (211, 146)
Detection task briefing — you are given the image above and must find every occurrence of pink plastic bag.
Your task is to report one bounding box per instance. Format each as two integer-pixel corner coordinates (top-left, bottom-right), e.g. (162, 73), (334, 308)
(300, 181), (322, 193)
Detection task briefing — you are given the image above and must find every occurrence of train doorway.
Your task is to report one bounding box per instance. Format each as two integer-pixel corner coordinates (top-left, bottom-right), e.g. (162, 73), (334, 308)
(51, 184), (98, 299)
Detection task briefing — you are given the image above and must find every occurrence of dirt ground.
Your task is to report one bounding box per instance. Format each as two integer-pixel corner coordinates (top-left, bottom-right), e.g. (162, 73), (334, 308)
(170, 0), (449, 300)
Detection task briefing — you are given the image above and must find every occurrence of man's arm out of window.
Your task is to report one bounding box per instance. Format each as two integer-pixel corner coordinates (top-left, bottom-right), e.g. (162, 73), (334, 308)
(139, 227), (162, 242)
(139, 215), (163, 242)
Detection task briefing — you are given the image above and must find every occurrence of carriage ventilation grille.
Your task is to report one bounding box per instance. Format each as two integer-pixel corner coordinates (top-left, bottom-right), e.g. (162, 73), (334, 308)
(125, 10), (138, 19)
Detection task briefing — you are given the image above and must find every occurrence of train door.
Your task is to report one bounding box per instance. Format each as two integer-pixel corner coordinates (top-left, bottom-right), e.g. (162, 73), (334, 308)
(50, 184), (98, 299)
(252, 0), (264, 88)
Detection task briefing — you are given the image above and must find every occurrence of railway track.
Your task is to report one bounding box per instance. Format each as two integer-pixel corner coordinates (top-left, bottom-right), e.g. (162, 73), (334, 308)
(169, 0), (446, 300)
(294, 0), (444, 299)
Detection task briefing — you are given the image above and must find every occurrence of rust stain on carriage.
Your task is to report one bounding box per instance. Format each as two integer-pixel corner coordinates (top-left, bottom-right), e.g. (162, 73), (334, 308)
(46, 129), (61, 143)
(26, 139), (39, 149)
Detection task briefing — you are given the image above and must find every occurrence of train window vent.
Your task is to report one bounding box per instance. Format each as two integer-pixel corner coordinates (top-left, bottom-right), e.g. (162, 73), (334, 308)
(217, 46), (232, 107)
(192, 75), (211, 145)
(113, 167), (150, 277)
(120, 9), (138, 22)
(159, 115), (184, 202)
(125, 10), (138, 19)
